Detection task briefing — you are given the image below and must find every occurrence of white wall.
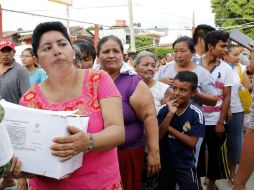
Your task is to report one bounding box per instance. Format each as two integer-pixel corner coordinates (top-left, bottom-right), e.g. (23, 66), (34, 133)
(160, 29), (192, 45)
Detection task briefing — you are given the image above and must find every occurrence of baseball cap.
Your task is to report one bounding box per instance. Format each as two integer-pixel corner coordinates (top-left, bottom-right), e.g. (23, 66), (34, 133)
(0, 38), (15, 50)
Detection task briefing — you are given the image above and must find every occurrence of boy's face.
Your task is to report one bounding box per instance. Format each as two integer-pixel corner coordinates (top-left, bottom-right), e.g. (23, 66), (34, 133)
(209, 40), (228, 59)
(171, 79), (196, 107)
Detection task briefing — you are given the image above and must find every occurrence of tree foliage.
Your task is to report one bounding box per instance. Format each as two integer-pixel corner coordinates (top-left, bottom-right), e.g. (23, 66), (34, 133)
(134, 35), (172, 58)
(135, 36), (153, 50)
(146, 47), (172, 58)
(211, 0), (254, 38)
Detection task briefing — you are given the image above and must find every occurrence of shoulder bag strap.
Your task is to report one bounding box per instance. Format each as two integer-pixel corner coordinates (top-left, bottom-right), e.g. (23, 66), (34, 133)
(237, 63), (244, 86)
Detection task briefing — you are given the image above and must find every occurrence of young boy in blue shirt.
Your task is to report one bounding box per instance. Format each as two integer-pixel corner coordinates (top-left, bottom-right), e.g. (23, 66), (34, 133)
(158, 71), (205, 190)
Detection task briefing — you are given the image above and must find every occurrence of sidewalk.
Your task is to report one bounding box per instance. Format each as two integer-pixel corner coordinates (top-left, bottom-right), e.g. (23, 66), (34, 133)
(216, 173), (254, 190)
(2, 173), (254, 189)
(0, 179), (16, 190)
(200, 172), (254, 190)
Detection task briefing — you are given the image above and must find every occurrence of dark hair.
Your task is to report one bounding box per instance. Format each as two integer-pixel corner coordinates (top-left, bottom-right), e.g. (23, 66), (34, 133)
(73, 39), (96, 61)
(174, 71), (198, 90)
(32, 21), (71, 57)
(72, 44), (83, 66)
(97, 35), (124, 56)
(22, 47), (34, 56)
(21, 47), (37, 67)
(205, 30), (229, 52)
(128, 51), (137, 60)
(227, 43), (239, 53)
(173, 36), (195, 53)
(193, 24), (216, 46)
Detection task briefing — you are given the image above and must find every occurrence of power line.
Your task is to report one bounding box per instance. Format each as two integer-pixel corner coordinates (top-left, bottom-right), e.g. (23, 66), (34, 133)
(2, 8), (111, 27)
(219, 21), (254, 30)
(216, 18), (252, 21)
(21, 4), (134, 12)
(136, 4), (192, 20)
(239, 25), (254, 30)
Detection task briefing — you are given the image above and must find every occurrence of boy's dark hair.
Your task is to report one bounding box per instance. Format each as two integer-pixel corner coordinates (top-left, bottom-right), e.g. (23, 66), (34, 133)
(174, 71), (198, 90)
(193, 24), (216, 46)
(97, 35), (124, 56)
(173, 36), (195, 53)
(73, 39), (96, 61)
(32, 21), (71, 57)
(204, 30), (229, 52)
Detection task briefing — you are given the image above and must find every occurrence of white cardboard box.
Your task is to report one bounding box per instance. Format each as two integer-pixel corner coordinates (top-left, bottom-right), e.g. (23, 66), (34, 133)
(0, 100), (89, 179)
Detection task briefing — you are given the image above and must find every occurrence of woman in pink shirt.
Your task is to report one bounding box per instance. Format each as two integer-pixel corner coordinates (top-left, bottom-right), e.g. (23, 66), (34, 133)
(16, 21), (125, 190)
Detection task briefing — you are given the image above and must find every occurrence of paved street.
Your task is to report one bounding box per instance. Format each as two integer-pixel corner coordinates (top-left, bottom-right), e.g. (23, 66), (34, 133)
(200, 175), (254, 190)
(2, 173), (254, 189)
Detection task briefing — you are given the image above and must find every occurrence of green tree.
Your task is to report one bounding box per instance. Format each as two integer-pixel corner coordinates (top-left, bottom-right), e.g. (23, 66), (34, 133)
(134, 35), (172, 57)
(146, 47), (172, 58)
(135, 36), (153, 50)
(211, 0), (254, 38)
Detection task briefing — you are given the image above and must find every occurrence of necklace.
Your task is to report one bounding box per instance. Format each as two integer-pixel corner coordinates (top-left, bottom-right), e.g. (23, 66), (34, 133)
(176, 104), (190, 116)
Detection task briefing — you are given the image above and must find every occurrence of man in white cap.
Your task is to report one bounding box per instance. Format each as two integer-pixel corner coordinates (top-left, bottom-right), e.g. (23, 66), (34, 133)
(0, 38), (29, 189)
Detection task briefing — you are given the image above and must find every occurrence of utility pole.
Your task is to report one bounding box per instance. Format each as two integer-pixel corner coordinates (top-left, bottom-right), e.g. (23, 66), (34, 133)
(48, 0), (72, 33)
(128, 0), (136, 52)
(0, 4), (2, 38)
(192, 11), (195, 27)
(192, 11), (195, 34)
(94, 24), (99, 49)
(66, 6), (70, 33)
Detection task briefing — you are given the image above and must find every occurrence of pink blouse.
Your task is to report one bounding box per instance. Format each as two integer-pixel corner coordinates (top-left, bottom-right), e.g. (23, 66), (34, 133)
(19, 69), (122, 190)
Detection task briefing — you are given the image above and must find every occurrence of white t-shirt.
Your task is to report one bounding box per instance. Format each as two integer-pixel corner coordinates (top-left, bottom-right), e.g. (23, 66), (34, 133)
(230, 64), (246, 113)
(150, 81), (169, 113)
(154, 62), (218, 110)
(202, 60), (234, 125)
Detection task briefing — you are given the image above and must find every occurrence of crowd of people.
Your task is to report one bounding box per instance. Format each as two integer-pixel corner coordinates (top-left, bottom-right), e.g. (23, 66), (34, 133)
(0, 21), (254, 190)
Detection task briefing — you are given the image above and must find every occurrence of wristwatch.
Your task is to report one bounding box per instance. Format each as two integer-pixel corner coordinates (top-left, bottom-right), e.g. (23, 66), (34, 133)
(87, 133), (96, 152)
